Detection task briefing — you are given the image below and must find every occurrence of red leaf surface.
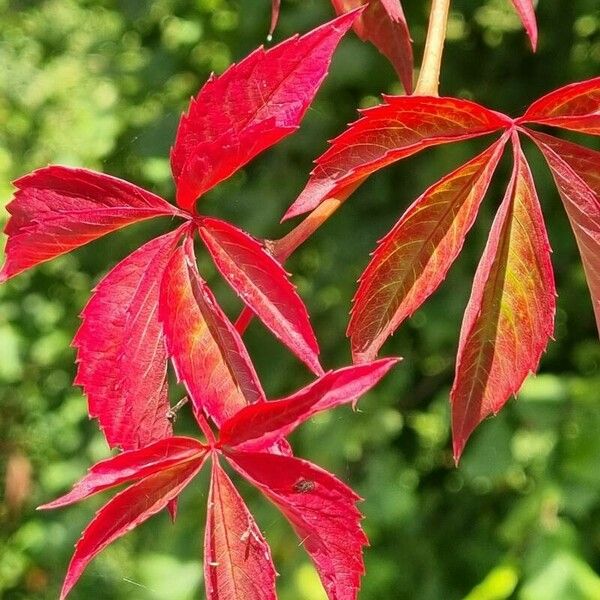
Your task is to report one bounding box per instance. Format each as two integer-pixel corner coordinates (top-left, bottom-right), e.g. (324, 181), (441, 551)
(509, 0), (538, 50)
(0, 166), (179, 281)
(284, 96), (512, 220)
(331, 0), (413, 93)
(229, 451), (367, 600)
(160, 241), (265, 427)
(58, 457), (206, 600)
(171, 11), (359, 211)
(519, 77), (600, 134)
(204, 460), (277, 600)
(451, 135), (555, 461)
(348, 137), (507, 362)
(529, 131), (600, 335)
(199, 217), (322, 375)
(219, 358), (399, 451)
(39, 437), (206, 510)
(73, 228), (185, 451)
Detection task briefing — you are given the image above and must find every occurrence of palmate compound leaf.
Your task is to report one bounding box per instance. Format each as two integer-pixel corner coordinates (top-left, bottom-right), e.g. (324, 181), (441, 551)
(159, 240), (265, 427)
(451, 134), (555, 461)
(219, 358), (399, 452)
(519, 76), (600, 134)
(348, 136), (508, 363)
(205, 459), (277, 600)
(199, 217), (322, 375)
(508, 0), (538, 50)
(0, 166), (180, 281)
(44, 444), (208, 600)
(330, 0), (413, 93)
(528, 130), (600, 336)
(170, 10), (360, 211)
(283, 96), (512, 220)
(228, 451), (368, 600)
(73, 227), (186, 450)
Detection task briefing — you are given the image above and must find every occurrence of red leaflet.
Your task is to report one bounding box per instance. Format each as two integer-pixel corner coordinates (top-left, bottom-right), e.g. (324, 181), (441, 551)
(205, 460), (277, 600)
(529, 131), (600, 335)
(229, 451), (367, 600)
(348, 137), (508, 363)
(219, 358), (399, 451)
(451, 135), (555, 461)
(74, 228), (184, 450)
(171, 11), (359, 211)
(159, 243), (265, 427)
(0, 166), (179, 281)
(56, 457), (206, 600)
(269, 0), (281, 38)
(284, 96), (512, 219)
(509, 0), (538, 50)
(39, 437), (206, 509)
(331, 0), (413, 93)
(199, 217), (322, 375)
(519, 77), (600, 134)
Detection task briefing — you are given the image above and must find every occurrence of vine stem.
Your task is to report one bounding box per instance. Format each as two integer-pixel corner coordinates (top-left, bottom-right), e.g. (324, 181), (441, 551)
(414, 0), (451, 96)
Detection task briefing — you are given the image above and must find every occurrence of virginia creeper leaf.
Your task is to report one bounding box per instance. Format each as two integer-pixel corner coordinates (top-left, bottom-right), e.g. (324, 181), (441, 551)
(509, 0), (538, 50)
(73, 228), (185, 450)
(199, 217), (322, 375)
(171, 11), (359, 211)
(229, 451), (367, 600)
(58, 457), (206, 600)
(331, 0), (413, 93)
(348, 137), (508, 362)
(39, 437), (206, 510)
(451, 135), (555, 461)
(519, 76), (600, 134)
(269, 0), (281, 38)
(204, 460), (277, 600)
(529, 131), (600, 335)
(0, 166), (179, 281)
(219, 358), (399, 451)
(284, 96), (512, 220)
(159, 241), (265, 427)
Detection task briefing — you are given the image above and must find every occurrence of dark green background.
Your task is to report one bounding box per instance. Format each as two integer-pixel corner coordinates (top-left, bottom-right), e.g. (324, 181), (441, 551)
(1, 0), (599, 598)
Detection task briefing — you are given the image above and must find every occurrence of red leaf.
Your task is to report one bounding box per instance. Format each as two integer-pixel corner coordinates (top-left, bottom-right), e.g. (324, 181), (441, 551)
(529, 131), (600, 336)
(509, 0), (538, 50)
(219, 358), (399, 451)
(269, 0), (281, 38)
(159, 241), (265, 427)
(0, 166), (179, 281)
(519, 77), (600, 134)
(171, 11), (359, 211)
(39, 437), (206, 510)
(204, 460), (277, 600)
(451, 135), (555, 462)
(73, 228), (185, 451)
(331, 0), (413, 93)
(284, 96), (512, 220)
(199, 217), (322, 375)
(58, 457), (206, 600)
(229, 451), (367, 600)
(348, 137), (507, 362)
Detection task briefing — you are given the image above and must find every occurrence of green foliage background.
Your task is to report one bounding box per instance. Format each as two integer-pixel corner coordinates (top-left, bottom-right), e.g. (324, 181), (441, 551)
(1, 0), (599, 598)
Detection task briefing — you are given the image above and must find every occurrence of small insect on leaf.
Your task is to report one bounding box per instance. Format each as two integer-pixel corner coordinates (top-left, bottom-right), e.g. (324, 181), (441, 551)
(293, 479), (316, 493)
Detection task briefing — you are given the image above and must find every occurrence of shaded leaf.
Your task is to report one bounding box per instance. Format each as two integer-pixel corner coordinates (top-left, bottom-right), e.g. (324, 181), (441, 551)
(509, 0), (538, 50)
(284, 96), (511, 220)
(159, 241), (265, 427)
(204, 460), (277, 600)
(219, 358), (399, 451)
(74, 228), (185, 450)
(451, 135), (555, 461)
(171, 11), (359, 210)
(269, 0), (281, 38)
(199, 217), (322, 375)
(519, 77), (600, 134)
(348, 137), (507, 362)
(229, 452), (367, 600)
(1, 166), (179, 281)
